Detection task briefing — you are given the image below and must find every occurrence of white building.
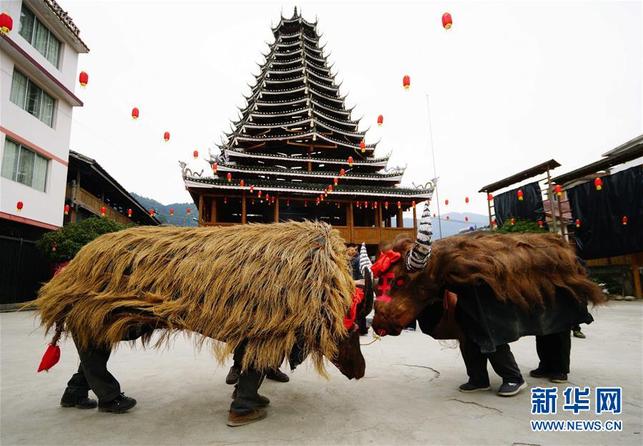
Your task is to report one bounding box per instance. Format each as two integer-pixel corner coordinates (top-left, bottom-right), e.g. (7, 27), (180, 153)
(0, 0), (88, 232)
(0, 0), (88, 305)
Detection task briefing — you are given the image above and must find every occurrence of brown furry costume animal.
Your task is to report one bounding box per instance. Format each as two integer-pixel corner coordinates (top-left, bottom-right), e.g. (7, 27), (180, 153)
(36, 221), (356, 375)
(372, 231), (606, 338)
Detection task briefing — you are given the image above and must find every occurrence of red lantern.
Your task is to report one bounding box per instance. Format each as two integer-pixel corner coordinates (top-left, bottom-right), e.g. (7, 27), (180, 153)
(333, 177), (338, 186)
(249, 185), (254, 193)
(377, 115), (384, 126)
(510, 218), (516, 226)
(265, 193), (270, 201)
(64, 204), (70, 215)
(212, 162), (218, 173)
(16, 201), (23, 211)
(316, 198), (320, 205)
(446, 215), (450, 221)
(537, 220), (544, 228)
(575, 219), (581, 228)
(402, 75), (411, 89)
(51, 243), (57, 252)
(224, 197), (228, 204)
(492, 218), (497, 226)
(258, 191), (262, 198)
(554, 184), (562, 197)
(397, 201), (401, 208)
(163, 131), (170, 142)
(374, 201), (378, 209)
(304, 200), (308, 207)
(384, 201), (389, 209)
(442, 12), (453, 29)
(127, 208), (133, 218)
(100, 206), (106, 217)
(328, 185), (333, 192)
(348, 156), (354, 167)
(412, 201), (416, 208)
(148, 208), (155, 217)
(193, 150), (199, 159)
(364, 201), (368, 208)
(487, 193), (494, 201)
(594, 177), (603, 191)
(444, 199), (449, 206)
(226, 172), (232, 182)
(517, 189), (524, 201)
(0, 12), (13, 34)
(465, 216), (469, 222)
(240, 179), (245, 187)
(465, 196), (469, 204)
(286, 199), (290, 207)
(131, 107), (139, 119)
(340, 168), (346, 176)
(186, 208), (191, 215)
(169, 208), (175, 216)
(359, 140), (366, 153)
(622, 216), (628, 226)
(78, 71), (89, 87)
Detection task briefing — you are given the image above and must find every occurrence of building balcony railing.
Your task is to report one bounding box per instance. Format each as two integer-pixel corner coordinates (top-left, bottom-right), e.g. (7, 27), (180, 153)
(66, 185), (132, 226)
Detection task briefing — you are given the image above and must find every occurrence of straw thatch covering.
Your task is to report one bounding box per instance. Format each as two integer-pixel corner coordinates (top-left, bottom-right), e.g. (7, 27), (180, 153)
(35, 221), (354, 375)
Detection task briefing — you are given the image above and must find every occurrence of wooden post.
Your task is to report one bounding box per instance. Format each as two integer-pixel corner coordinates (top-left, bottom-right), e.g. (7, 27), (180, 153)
(413, 205), (417, 230)
(486, 190), (493, 228)
(632, 255), (642, 298)
(546, 168), (558, 233)
(211, 196), (217, 224)
(241, 192), (247, 224)
(198, 194), (204, 226)
(274, 196), (279, 222)
(348, 201), (354, 243)
(377, 205), (382, 242)
(397, 207), (403, 228)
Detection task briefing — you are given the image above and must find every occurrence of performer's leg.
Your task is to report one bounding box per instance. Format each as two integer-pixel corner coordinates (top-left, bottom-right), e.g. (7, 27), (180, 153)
(228, 369), (268, 426)
(226, 342), (245, 385)
(547, 331), (571, 382)
(459, 337), (490, 391)
(60, 365), (97, 409)
(534, 334), (553, 373)
(489, 344), (526, 397)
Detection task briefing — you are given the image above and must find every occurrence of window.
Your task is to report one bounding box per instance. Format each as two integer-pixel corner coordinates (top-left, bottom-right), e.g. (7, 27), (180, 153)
(10, 69), (56, 127)
(1, 139), (49, 192)
(19, 5), (62, 67)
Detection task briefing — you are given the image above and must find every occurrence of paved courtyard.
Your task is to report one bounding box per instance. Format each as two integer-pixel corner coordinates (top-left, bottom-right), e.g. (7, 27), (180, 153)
(1, 302), (641, 445)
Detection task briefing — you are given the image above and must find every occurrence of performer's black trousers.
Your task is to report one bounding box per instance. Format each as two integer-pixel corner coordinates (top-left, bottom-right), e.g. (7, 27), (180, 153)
(65, 337), (121, 403)
(230, 342), (266, 414)
(460, 338), (523, 385)
(536, 331), (571, 374)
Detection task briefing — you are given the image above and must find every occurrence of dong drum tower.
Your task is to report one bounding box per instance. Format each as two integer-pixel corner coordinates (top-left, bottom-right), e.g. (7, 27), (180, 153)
(182, 9), (433, 246)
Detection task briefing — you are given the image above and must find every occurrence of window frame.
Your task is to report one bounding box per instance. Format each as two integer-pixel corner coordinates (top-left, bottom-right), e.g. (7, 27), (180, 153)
(10, 68), (57, 127)
(1, 138), (49, 192)
(18, 4), (62, 68)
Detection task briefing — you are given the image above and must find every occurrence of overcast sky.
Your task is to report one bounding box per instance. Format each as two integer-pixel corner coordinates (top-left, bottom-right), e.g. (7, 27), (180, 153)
(60, 0), (642, 214)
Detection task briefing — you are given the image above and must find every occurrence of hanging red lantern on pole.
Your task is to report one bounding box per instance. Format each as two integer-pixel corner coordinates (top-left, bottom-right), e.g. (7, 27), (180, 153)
(402, 75), (411, 90)
(328, 185), (333, 192)
(374, 201), (378, 209)
(442, 12), (453, 29)
(444, 199), (449, 206)
(333, 177), (338, 186)
(148, 208), (155, 217)
(193, 150), (199, 159)
(554, 184), (562, 197)
(622, 215), (628, 226)
(265, 193), (270, 201)
(594, 177), (603, 191)
(163, 131), (170, 142)
(384, 201), (389, 209)
(226, 172), (232, 182)
(78, 71), (89, 87)
(487, 193), (493, 201)
(465, 196), (469, 204)
(16, 201), (23, 211)
(257, 191), (262, 198)
(64, 204), (70, 215)
(212, 162), (218, 173)
(100, 206), (107, 217)
(340, 168), (346, 176)
(377, 115), (384, 126)
(0, 12), (14, 34)
(517, 189), (524, 201)
(169, 208), (175, 216)
(249, 185), (254, 193)
(127, 208), (133, 218)
(131, 107), (139, 119)
(359, 140), (366, 153)
(348, 156), (354, 167)
(575, 219), (581, 228)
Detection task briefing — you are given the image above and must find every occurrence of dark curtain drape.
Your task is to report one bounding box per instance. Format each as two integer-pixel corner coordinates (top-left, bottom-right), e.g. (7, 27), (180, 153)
(494, 181), (544, 226)
(568, 165), (643, 259)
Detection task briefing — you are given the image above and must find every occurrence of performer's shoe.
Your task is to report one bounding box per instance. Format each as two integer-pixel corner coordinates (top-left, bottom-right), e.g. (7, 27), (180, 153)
(458, 382), (491, 393)
(98, 393), (137, 413)
(549, 373), (568, 383)
(231, 389), (270, 407)
(226, 366), (240, 385)
(573, 329), (586, 339)
(266, 368), (289, 382)
(227, 408), (267, 427)
(60, 390), (98, 409)
(529, 367), (550, 378)
(497, 380), (527, 397)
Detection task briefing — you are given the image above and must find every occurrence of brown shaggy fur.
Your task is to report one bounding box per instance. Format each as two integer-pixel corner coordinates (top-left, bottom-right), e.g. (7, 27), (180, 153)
(394, 232), (606, 309)
(35, 221), (355, 375)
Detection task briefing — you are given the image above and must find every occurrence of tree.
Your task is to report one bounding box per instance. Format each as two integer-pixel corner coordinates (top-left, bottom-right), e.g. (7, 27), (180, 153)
(37, 217), (130, 263)
(495, 218), (546, 234)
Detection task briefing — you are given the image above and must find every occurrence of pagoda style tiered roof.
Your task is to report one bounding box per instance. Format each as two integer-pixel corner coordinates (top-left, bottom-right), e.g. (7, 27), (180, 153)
(183, 8), (433, 205)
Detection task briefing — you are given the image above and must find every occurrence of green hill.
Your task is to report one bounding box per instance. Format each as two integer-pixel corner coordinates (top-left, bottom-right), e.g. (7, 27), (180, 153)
(131, 193), (199, 227)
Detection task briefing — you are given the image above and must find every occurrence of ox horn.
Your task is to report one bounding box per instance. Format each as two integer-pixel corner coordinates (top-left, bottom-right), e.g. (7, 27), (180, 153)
(406, 202), (433, 272)
(358, 242), (372, 276)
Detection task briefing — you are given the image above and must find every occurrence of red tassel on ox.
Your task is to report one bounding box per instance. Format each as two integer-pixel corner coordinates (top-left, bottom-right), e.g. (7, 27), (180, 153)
(38, 343), (60, 372)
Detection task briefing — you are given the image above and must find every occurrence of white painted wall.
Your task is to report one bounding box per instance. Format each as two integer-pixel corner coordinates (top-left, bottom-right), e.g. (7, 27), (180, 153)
(0, 0), (83, 229)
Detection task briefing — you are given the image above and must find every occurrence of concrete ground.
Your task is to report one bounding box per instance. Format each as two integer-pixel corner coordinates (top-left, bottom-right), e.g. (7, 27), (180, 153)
(1, 302), (641, 446)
